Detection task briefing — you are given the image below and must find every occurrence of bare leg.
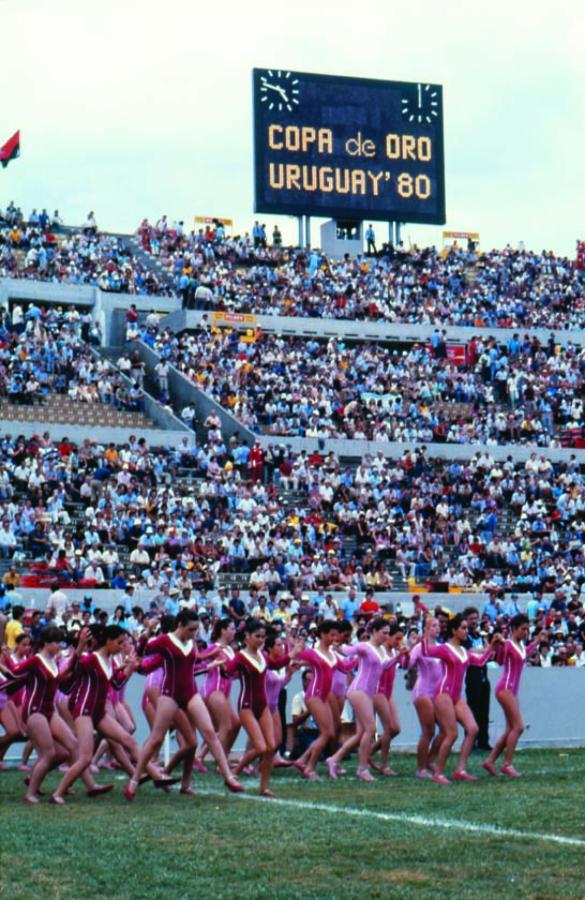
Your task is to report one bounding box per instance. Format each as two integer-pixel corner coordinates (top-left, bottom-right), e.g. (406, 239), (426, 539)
(51, 716), (95, 800)
(186, 694), (241, 788)
(414, 696), (438, 772)
(304, 697), (335, 775)
(486, 690), (524, 768)
(233, 709), (267, 775)
(454, 700), (479, 774)
(433, 694), (459, 776)
(24, 713), (57, 801)
(127, 697), (178, 792)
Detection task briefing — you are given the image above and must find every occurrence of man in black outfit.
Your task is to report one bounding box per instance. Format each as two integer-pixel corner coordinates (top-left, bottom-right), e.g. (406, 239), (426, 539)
(463, 606), (491, 750)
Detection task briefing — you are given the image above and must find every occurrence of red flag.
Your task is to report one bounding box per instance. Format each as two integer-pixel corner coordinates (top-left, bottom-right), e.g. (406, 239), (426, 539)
(577, 241), (585, 271)
(0, 131), (20, 168)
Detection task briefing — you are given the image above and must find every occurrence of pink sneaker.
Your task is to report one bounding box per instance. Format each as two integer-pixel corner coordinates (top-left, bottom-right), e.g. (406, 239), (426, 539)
(193, 759), (208, 774)
(302, 770), (321, 781)
(326, 758), (338, 780)
(431, 773), (451, 785)
(356, 768), (376, 782)
(482, 760), (498, 777)
(415, 768), (432, 780)
(452, 770), (478, 782)
(500, 764), (522, 778)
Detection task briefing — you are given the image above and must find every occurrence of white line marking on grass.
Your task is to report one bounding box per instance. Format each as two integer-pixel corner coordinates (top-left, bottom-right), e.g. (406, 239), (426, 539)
(196, 789), (585, 848)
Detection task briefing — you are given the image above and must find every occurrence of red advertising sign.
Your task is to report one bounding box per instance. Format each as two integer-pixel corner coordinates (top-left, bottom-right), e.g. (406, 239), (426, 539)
(446, 344), (466, 365)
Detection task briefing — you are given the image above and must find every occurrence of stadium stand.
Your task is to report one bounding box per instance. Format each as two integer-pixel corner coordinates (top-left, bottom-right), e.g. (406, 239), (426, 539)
(135, 215), (585, 330)
(1, 207), (584, 630)
(142, 325), (585, 448)
(0, 204), (172, 295)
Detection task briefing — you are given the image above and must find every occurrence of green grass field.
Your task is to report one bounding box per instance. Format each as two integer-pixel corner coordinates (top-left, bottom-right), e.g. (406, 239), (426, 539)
(2, 749), (585, 899)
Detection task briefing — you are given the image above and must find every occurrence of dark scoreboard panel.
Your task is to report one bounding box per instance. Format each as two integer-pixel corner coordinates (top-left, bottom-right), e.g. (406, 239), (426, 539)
(252, 69), (446, 225)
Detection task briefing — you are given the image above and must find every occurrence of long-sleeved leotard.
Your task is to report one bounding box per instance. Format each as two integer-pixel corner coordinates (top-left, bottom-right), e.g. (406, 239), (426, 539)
(4, 652), (29, 708)
(495, 639), (539, 696)
(3, 653), (77, 722)
(296, 647), (354, 702)
(144, 633), (221, 709)
(70, 652), (130, 725)
(408, 642), (444, 701)
(266, 666), (292, 713)
(201, 644), (236, 700)
(422, 640), (493, 703)
(345, 643), (397, 699)
(223, 650), (290, 718)
(376, 649), (408, 700)
(331, 647), (356, 698)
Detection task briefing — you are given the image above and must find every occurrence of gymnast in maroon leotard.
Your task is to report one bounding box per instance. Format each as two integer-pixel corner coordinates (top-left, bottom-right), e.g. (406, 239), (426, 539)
(125, 609), (243, 800)
(220, 620), (297, 798)
(51, 624), (170, 805)
(2, 626), (112, 804)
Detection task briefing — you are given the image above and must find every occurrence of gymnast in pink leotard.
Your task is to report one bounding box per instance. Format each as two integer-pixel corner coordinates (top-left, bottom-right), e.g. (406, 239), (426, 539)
(483, 614), (539, 779)
(327, 618), (397, 782)
(370, 620), (409, 777)
(198, 618), (240, 762)
(264, 631), (296, 770)
(291, 620), (353, 781)
(422, 613), (502, 784)
(409, 615), (445, 779)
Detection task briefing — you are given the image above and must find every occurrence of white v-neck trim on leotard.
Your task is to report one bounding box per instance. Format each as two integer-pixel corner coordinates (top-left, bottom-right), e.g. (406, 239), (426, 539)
(37, 653), (58, 678)
(448, 643), (467, 662)
(511, 639), (526, 660)
(314, 647), (337, 667)
(168, 632), (194, 656)
(371, 644), (388, 662)
(241, 649), (266, 673)
(95, 652), (113, 679)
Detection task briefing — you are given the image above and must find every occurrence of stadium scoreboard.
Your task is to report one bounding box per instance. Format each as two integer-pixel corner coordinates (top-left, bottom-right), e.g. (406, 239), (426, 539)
(253, 69), (446, 225)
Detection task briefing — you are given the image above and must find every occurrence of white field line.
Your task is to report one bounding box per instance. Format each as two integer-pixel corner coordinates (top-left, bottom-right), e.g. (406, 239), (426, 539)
(195, 788), (585, 848)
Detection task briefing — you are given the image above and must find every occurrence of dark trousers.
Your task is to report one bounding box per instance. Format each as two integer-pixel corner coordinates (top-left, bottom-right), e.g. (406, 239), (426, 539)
(465, 667), (491, 748)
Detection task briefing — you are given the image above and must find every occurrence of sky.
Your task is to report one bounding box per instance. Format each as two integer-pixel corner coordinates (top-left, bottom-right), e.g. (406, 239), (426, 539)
(1, 0), (584, 256)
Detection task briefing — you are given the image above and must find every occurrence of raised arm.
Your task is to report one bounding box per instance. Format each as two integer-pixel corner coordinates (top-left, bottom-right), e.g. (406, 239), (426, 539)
(335, 655), (358, 674)
(197, 643), (224, 662)
(407, 642), (422, 669)
(267, 652), (290, 670)
(422, 639), (451, 661)
(468, 645), (494, 666)
(137, 653), (163, 675)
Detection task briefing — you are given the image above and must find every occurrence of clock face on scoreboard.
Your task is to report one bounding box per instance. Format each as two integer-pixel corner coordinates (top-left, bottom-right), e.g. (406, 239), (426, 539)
(401, 83), (441, 125)
(258, 69), (301, 112)
(252, 68), (446, 225)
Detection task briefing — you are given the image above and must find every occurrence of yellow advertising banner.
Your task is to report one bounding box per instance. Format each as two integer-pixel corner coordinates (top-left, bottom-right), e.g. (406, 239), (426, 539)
(211, 311), (258, 328)
(194, 216), (234, 227)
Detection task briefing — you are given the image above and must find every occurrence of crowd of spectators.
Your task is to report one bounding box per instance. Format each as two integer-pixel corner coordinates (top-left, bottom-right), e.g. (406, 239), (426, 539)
(147, 325), (585, 447)
(0, 304), (144, 412)
(0, 203), (171, 295)
(136, 216), (585, 330)
(2, 581), (585, 673)
(0, 425), (584, 606)
(3, 205), (582, 328)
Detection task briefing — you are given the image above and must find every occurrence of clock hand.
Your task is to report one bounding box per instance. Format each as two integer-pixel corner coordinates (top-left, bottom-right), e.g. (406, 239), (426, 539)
(261, 79), (289, 101)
